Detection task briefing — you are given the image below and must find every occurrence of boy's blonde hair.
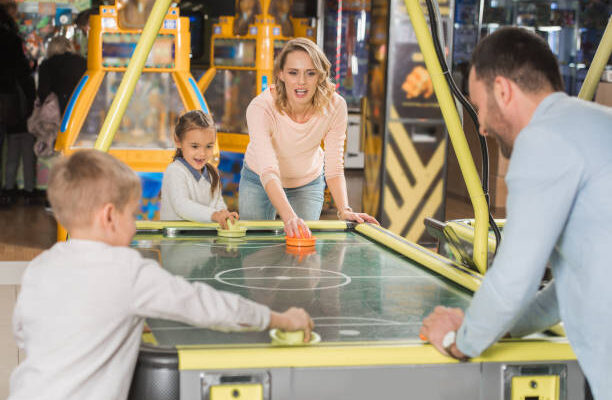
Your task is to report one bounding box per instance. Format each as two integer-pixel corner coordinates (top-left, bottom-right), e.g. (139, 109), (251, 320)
(273, 37), (335, 114)
(48, 150), (141, 230)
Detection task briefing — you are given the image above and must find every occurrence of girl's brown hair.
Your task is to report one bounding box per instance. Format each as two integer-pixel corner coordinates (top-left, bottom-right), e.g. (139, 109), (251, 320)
(273, 37), (335, 115)
(174, 110), (221, 195)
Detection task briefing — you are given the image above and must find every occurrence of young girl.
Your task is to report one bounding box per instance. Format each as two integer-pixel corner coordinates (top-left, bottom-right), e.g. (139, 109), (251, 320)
(161, 110), (238, 228)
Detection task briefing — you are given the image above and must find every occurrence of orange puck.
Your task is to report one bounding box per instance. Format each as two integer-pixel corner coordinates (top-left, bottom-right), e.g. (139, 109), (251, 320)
(285, 245), (316, 261)
(419, 333), (427, 341)
(285, 236), (317, 247)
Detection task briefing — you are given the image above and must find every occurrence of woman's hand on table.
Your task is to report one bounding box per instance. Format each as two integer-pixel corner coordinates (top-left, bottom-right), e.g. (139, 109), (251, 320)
(212, 210), (239, 229)
(283, 215), (311, 238)
(338, 209), (380, 225)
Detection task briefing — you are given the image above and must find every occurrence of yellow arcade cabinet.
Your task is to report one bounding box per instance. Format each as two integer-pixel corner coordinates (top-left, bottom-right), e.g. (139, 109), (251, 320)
(54, 4), (212, 228)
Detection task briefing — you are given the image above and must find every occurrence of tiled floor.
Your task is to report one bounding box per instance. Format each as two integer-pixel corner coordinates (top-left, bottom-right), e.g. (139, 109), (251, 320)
(0, 199), (56, 261)
(0, 285), (19, 397)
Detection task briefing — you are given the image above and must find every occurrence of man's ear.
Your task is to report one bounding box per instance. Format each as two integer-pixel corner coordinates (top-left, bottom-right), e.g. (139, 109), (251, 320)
(493, 75), (513, 109)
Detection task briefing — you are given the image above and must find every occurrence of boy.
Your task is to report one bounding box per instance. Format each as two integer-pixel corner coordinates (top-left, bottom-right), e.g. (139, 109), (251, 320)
(9, 150), (313, 400)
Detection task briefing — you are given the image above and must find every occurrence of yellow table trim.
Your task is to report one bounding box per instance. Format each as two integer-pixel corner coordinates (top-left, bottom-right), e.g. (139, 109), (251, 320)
(136, 220), (349, 231)
(177, 339), (576, 370)
(356, 223), (482, 292)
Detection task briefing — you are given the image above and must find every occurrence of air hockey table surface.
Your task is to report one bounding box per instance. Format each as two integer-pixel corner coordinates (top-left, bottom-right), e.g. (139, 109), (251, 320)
(128, 220), (584, 400)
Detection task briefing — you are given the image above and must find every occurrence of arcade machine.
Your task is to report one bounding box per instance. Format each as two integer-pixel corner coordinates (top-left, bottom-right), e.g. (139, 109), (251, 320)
(200, 0), (316, 208)
(322, 0), (371, 170)
(427, 15), (612, 271)
(448, 0), (611, 212)
(54, 2), (211, 228)
(362, 0), (454, 244)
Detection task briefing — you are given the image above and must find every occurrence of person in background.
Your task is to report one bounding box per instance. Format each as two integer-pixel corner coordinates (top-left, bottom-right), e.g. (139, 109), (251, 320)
(420, 27), (612, 399)
(74, 7), (94, 57)
(37, 36), (87, 116)
(0, 0), (36, 207)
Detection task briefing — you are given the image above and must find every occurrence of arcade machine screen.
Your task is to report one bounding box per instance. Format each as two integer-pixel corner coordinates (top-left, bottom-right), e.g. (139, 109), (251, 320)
(74, 72), (184, 149)
(101, 33), (175, 68)
(186, 13), (205, 61)
(212, 38), (256, 67)
(206, 70), (256, 134)
(73, 33), (184, 150)
(324, 0), (371, 111)
(206, 38), (257, 134)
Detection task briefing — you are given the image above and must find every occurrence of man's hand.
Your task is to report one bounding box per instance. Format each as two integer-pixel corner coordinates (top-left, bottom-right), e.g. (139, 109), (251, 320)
(269, 307), (314, 343)
(420, 306), (466, 358)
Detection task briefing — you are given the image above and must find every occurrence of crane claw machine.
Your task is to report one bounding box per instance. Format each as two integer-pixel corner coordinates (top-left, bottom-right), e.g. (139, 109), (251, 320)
(55, 3), (211, 230)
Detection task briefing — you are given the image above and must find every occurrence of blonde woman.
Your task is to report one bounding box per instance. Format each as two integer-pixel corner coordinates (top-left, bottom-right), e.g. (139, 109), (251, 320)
(239, 38), (378, 238)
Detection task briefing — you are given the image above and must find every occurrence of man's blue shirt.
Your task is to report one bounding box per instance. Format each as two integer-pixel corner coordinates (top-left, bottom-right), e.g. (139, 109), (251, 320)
(457, 93), (612, 399)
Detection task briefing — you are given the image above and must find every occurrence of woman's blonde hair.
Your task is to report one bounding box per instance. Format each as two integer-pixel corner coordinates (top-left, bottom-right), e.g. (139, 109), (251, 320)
(273, 37), (335, 114)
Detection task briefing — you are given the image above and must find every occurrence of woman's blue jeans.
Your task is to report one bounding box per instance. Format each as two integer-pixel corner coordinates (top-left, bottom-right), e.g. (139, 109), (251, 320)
(238, 163), (325, 221)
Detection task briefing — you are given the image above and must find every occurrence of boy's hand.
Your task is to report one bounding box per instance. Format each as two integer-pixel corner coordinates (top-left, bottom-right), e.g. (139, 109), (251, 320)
(212, 210), (239, 229)
(269, 307), (314, 343)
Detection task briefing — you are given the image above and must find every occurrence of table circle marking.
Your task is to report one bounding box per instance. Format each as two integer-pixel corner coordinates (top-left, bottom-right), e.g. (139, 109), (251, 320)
(214, 266), (351, 291)
(338, 329), (361, 336)
(194, 242), (285, 250)
(312, 316), (404, 326)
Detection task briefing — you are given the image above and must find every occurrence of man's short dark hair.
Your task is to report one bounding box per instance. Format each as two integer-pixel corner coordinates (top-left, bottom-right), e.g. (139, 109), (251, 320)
(471, 27), (564, 93)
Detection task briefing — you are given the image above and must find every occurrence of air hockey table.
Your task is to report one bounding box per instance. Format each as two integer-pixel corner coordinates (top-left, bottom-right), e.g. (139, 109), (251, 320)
(128, 220), (585, 400)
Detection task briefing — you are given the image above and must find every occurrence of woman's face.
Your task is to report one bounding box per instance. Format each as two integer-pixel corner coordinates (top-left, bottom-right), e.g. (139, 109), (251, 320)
(278, 50), (319, 109)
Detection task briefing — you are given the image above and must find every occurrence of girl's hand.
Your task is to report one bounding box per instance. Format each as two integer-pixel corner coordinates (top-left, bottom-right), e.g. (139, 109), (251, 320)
(212, 210), (239, 229)
(338, 209), (380, 225)
(283, 215), (311, 238)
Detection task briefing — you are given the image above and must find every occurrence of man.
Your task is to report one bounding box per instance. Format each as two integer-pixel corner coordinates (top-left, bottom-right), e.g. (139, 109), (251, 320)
(420, 27), (612, 399)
